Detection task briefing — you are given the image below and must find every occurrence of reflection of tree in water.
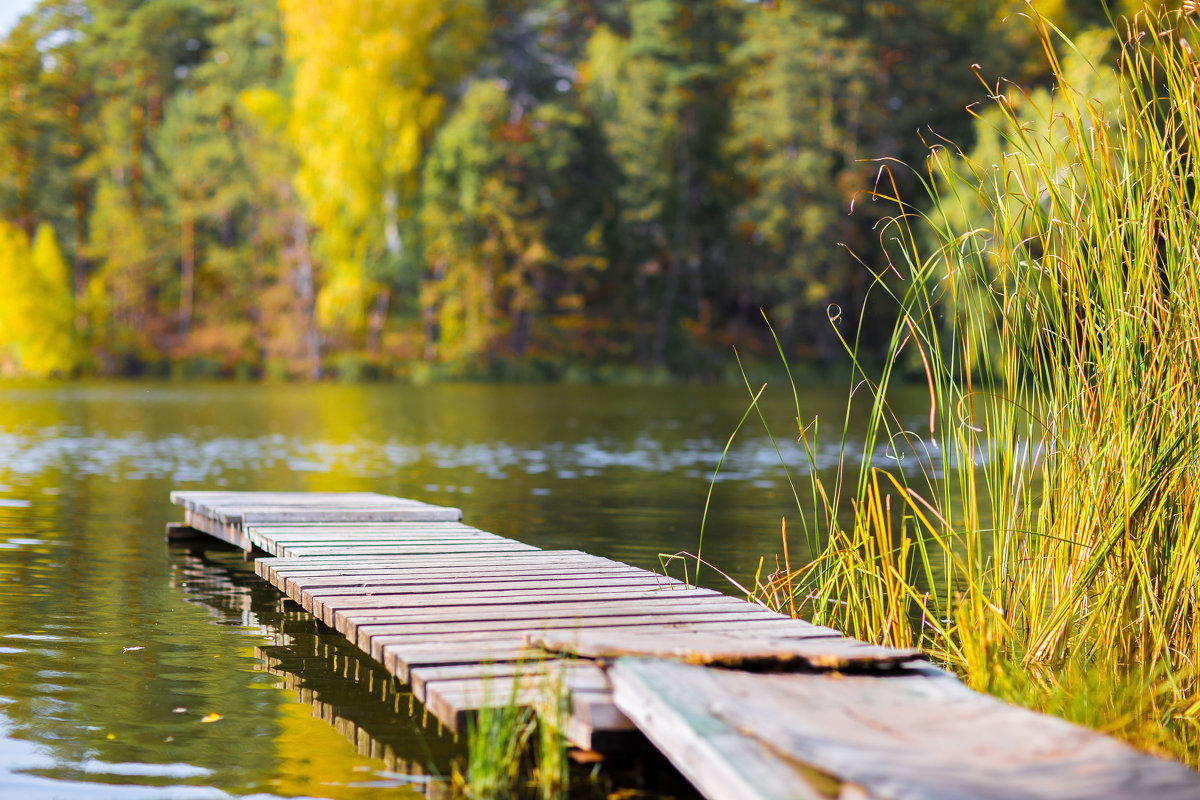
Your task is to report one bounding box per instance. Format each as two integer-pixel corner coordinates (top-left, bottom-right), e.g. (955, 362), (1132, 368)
(170, 543), (461, 794)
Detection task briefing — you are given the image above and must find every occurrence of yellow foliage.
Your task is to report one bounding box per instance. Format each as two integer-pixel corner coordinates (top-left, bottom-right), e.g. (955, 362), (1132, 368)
(0, 222), (75, 377)
(280, 0), (483, 341)
(237, 87), (288, 132)
(316, 266), (367, 332)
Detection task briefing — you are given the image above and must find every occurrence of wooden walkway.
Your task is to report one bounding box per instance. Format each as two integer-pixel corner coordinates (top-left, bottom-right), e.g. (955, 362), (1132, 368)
(169, 490), (1200, 799)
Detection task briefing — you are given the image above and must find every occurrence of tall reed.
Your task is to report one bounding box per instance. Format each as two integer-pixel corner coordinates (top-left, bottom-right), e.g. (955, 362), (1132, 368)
(451, 668), (570, 800)
(755, 2), (1200, 763)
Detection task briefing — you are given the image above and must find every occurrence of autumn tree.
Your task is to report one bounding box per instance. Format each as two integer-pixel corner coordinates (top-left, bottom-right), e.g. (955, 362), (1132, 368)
(0, 221), (75, 376)
(280, 0), (484, 355)
(725, 1), (870, 359)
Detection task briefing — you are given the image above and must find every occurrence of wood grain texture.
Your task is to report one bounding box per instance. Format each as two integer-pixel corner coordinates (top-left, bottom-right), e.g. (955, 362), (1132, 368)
(171, 490), (463, 530)
(609, 658), (1200, 800)
(174, 489), (1200, 794)
(531, 628), (919, 670)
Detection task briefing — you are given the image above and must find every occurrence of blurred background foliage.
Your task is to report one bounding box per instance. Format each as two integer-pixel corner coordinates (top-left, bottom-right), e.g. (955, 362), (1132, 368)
(0, 0), (1153, 380)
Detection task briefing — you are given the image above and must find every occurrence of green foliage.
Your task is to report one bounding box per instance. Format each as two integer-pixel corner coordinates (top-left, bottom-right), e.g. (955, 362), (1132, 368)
(0, 0), (1136, 380)
(451, 669), (570, 800)
(748, 4), (1200, 765)
(725, 2), (869, 355)
(421, 81), (605, 363)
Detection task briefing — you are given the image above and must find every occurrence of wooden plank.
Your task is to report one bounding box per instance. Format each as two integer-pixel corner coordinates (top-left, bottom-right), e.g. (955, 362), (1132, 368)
(609, 658), (1200, 800)
(313, 587), (720, 625)
(253, 527), (499, 539)
(271, 541), (539, 558)
(257, 533), (507, 545)
(258, 549), (600, 575)
(566, 688), (640, 751)
(258, 556), (634, 582)
(530, 629), (920, 670)
(361, 610), (790, 662)
(360, 616), (837, 657)
(171, 490), (463, 526)
(183, 507), (250, 549)
(307, 583), (714, 612)
(252, 531), (494, 542)
(409, 661), (636, 749)
(333, 596), (776, 635)
(301, 577), (697, 605)
(249, 521), (485, 532)
(381, 643), (548, 680)
(272, 570), (685, 600)
(258, 552), (602, 586)
(165, 522), (206, 541)
(268, 564), (635, 597)
(269, 568), (683, 592)
(258, 553), (629, 591)
(410, 661), (574, 702)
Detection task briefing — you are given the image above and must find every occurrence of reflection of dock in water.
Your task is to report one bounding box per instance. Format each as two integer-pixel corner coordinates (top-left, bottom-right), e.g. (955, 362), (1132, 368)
(170, 490), (1200, 800)
(170, 546), (459, 794)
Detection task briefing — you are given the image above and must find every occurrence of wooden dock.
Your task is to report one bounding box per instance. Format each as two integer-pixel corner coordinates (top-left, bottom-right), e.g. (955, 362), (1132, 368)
(169, 490), (1200, 799)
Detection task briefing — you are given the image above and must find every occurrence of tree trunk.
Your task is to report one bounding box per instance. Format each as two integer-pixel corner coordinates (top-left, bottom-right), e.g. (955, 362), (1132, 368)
(72, 174), (87, 335)
(366, 287), (390, 358)
(652, 256), (678, 367)
(292, 211), (320, 379)
(179, 209), (194, 336)
(634, 265), (649, 368)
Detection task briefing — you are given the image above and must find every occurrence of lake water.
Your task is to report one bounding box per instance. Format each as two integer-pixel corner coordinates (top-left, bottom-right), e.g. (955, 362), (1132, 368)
(0, 380), (928, 798)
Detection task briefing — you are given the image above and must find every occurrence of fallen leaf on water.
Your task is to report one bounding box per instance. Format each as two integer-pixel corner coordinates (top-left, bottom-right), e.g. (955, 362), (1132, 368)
(200, 713), (222, 724)
(105, 733), (115, 740)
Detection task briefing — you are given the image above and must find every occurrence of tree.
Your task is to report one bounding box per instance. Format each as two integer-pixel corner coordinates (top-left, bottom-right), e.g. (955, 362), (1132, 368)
(0, 221), (75, 376)
(280, 0), (484, 352)
(582, 0), (734, 367)
(724, 1), (870, 359)
(420, 80), (606, 364)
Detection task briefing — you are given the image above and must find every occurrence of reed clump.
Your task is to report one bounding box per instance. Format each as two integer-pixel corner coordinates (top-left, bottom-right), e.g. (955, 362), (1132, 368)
(754, 3), (1200, 764)
(451, 669), (570, 800)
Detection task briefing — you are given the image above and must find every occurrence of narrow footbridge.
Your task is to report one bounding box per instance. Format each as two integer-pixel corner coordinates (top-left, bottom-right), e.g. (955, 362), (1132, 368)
(169, 490), (1200, 800)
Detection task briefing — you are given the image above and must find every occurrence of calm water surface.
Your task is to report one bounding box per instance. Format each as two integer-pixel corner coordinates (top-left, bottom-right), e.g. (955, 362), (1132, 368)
(0, 381), (928, 798)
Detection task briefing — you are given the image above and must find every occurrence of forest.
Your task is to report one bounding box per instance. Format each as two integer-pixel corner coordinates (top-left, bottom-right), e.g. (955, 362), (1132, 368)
(0, 0), (1142, 380)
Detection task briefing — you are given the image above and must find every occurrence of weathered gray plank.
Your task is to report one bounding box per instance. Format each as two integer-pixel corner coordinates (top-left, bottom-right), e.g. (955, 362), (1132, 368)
(361, 617), (839, 657)
(257, 555), (632, 582)
(360, 610), (789, 662)
(272, 569), (684, 593)
(248, 521), (484, 533)
(531, 628), (920, 670)
(259, 549), (597, 573)
(171, 490), (462, 527)
(271, 541), (539, 558)
(306, 583), (713, 618)
(257, 551), (602, 587)
(308, 581), (710, 607)
(314, 587), (721, 626)
(334, 596), (776, 634)
(301, 576), (694, 602)
(609, 658), (1200, 800)
(381, 643), (548, 680)
(410, 661), (573, 702)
